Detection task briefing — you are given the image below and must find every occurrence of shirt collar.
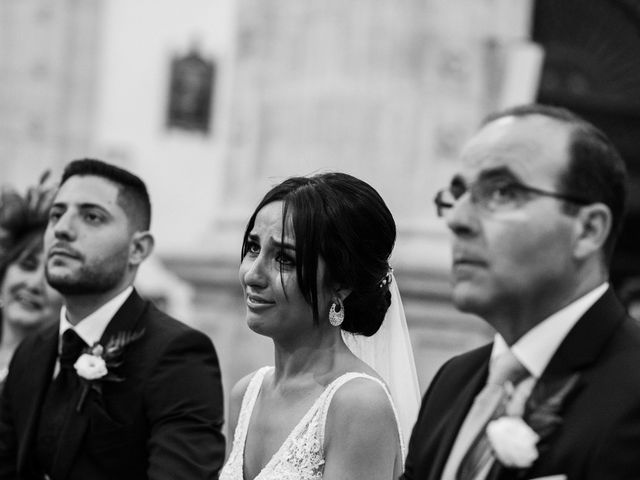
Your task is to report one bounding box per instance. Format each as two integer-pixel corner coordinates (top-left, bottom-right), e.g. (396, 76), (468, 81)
(58, 286), (134, 347)
(492, 282), (609, 378)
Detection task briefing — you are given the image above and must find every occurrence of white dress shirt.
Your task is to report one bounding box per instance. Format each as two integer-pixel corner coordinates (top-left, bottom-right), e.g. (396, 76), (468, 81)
(58, 286), (134, 349)
(492, 282), (609, 378)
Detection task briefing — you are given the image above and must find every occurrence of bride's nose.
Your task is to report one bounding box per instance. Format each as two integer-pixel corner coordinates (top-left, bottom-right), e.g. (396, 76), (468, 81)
(240, 255), (269, 289)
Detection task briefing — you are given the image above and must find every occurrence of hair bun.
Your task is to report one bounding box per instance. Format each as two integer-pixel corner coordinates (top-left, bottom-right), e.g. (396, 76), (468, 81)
(341, 285), (392, 337)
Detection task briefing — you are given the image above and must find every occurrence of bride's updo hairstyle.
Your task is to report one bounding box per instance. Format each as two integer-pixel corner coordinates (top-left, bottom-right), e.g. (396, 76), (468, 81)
(241, 172), (396, 336)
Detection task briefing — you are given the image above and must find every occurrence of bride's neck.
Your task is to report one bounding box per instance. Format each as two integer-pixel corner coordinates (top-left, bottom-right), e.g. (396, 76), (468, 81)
(272, 331), (348, 381)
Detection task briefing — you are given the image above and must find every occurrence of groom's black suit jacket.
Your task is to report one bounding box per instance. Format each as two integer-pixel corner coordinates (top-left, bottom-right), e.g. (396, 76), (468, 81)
(0, 290), (225, 480)
(403, 289), (640, 479)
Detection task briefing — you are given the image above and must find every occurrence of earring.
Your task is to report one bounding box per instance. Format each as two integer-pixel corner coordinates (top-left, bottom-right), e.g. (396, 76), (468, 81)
(329, 298), (344, 327)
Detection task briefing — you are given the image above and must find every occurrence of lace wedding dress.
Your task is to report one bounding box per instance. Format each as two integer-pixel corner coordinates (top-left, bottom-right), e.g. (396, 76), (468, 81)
(220, 366), (404, 480)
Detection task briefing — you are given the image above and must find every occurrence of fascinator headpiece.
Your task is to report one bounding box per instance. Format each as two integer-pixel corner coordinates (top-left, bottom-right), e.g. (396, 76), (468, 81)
(0, 171), (57, 265)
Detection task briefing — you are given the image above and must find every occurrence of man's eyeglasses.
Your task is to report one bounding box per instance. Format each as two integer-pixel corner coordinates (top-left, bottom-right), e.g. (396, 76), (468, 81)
(434, 178), (591, 217)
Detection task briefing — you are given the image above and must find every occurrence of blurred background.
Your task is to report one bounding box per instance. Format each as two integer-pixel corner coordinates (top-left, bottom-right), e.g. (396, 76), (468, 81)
(1, 0), (640, 405)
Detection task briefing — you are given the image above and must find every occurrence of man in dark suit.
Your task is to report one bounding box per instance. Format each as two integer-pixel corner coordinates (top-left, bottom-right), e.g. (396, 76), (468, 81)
(403, 104), (640, 479)
(0, 159), (225, 479)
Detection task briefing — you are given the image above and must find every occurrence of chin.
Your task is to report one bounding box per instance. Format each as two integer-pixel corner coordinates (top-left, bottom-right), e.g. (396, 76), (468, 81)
(246, 316), (270, 337)
(451, 283), (491, 316)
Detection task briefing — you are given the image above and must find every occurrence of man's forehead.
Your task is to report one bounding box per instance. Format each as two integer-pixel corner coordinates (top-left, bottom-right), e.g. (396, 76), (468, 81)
(456, 115), (571, 182)
(54, 174), (121, 206)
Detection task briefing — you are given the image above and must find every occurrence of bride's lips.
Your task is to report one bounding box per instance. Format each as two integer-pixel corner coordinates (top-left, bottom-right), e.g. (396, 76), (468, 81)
(246, 293), (275, 310)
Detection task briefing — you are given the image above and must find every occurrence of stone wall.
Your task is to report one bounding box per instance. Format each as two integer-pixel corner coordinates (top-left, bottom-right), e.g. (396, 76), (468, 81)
(199, 0), (537, 403)
(0, 0), (102, 186)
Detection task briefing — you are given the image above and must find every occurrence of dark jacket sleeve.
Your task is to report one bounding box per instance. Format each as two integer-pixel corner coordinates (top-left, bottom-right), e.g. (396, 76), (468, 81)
(144, 327), (225, 479)
(0, 355), (20, 479)
(401, 358), (451, 480)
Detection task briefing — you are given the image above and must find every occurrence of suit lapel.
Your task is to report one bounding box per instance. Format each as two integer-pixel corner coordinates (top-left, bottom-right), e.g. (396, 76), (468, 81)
(99, 289), (147, 344)
(17, 323), (59, 473)
(517, 288), (627, 477)
(528, 288), (626, 410)
(50, 289), (148, 479)
(429, 346), (492, 480)
(541, 288), (626, 378)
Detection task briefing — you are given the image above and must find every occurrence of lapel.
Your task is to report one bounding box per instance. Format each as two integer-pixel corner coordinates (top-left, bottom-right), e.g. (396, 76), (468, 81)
(98, 289), (148, 345)
(489, 288), (627, 480)
(429, 346), (492, 480)
(17, 323), (59, 473)
(531, 288), (626, 396)
(50, 289), (148, 480)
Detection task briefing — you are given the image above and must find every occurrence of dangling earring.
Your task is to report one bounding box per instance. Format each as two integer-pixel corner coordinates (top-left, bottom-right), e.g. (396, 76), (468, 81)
(329, 298), (344, 327)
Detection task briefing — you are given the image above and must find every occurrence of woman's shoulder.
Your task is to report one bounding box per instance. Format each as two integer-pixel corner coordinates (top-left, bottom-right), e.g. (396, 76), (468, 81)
(230, 366), (272, 403)
(322, 372), (400, 471)
(325, 373), (396, 431)
(330, 373), (392, 408)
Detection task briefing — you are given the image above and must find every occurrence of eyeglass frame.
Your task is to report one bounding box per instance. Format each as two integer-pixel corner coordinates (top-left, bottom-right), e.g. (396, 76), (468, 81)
(433, 177), (592, 218)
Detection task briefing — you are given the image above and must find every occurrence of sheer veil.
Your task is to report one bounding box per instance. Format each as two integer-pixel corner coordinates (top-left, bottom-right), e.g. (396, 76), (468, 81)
(341, 273), (421, 454)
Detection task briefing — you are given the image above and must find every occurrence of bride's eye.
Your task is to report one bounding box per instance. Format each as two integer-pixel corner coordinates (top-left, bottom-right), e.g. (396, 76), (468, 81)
(275, 252), (296, 268)
(245, 241), (260, 257)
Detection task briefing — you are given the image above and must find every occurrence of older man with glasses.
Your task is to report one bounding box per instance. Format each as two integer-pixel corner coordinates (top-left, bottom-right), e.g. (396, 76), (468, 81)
(402, 104), (640, 480)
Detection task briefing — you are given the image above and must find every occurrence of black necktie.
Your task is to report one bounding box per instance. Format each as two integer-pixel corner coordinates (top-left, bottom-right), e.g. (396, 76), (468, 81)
(36, 329), (88, 474)
(59, 329), (87, 369)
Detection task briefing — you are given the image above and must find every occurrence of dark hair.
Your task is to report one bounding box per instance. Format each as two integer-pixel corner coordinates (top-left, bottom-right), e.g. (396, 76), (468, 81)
(483, 104), (628, 263)
(241, 172), (396, 336)
(61, 158), (151, 231)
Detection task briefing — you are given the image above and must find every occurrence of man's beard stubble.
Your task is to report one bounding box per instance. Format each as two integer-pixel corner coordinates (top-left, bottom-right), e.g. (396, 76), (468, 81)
(45, 256), (129, 295)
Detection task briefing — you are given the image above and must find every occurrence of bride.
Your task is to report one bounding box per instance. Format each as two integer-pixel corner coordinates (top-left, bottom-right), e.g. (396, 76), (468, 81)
(220, 172), (420, 480)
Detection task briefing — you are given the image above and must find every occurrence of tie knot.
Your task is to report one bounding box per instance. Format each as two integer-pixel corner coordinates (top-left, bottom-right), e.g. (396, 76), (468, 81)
(59, 329), (87, 369)
(488, 350), (527, 386)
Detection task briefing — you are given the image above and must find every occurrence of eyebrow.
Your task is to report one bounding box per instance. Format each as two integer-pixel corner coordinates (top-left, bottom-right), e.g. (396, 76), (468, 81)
(270, 238), (296, 251)
(51, 201), (109, 210)
(247, 233), (296, 251)
(78, 203), (110, 212)
(476, 166), (520, 182)
(451, 166), (521, 188)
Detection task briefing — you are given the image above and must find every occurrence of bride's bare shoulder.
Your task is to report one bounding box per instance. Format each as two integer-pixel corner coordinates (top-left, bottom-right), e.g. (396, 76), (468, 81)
(322, 375), (400, 479)
(327, 375), (396, 432)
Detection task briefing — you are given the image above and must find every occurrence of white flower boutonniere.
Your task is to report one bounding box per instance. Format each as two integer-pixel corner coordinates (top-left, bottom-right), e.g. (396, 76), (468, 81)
(73, 329), (145, 412)
(487, 373), (581, 474)
(74, 347), (108, 380)
(487, 416), (540, 468)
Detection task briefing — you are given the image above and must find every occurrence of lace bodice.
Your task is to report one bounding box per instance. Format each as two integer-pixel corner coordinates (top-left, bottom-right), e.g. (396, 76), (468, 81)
(220, 366), (403, 480)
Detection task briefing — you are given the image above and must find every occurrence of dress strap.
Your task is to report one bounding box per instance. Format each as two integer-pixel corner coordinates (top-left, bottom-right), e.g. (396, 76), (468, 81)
(317, 372), (405, 459)
(228, 366), (273, 463)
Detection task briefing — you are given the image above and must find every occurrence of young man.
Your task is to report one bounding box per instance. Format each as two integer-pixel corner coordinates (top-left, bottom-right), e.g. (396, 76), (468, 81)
(403, 105), (640, 479)
(0, 159), (225, 479)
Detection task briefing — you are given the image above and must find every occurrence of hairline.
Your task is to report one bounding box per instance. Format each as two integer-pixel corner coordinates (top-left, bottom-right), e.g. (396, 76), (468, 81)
(59, 173), (146, 233)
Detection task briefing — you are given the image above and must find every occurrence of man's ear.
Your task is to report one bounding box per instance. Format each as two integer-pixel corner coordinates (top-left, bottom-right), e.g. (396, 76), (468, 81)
(573, 203), (612, 260)
(129, 231), (154, 267)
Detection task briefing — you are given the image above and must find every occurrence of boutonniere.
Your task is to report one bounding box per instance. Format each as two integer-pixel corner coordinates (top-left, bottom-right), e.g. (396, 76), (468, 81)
(525, 373), (581, 441)
(487, 373), (581, 472)
(487, 416), (540, 468)
(73, 329), (145, 412)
